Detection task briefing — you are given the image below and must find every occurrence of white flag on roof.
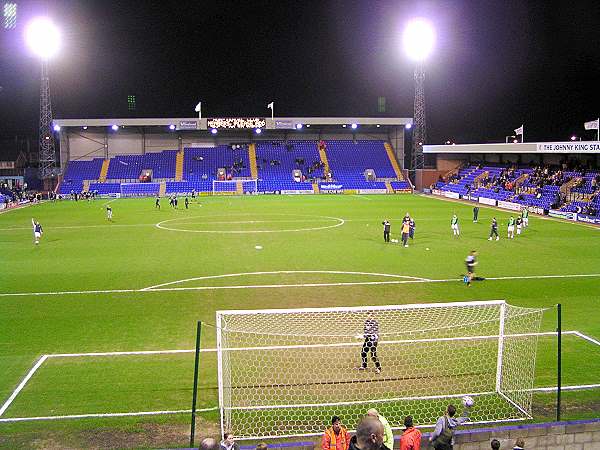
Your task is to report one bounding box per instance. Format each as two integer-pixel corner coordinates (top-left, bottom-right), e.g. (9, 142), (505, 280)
(584, 119), (599, 130)
(267, 102), (274, 109)
(514, 125), (524, 135)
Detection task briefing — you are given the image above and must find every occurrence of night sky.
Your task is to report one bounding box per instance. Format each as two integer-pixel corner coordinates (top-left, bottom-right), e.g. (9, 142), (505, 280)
(1, 0), (599, 144)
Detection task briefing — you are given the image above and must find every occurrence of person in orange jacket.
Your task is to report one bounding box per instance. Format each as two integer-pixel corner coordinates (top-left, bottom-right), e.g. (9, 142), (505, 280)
(322, 416), (351, 450)
(399, 416), (421, 450)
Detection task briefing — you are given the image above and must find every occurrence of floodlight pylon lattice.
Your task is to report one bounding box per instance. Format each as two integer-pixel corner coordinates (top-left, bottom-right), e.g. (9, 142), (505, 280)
(38, 60), (57, 179)
(411, 63), (426, 171)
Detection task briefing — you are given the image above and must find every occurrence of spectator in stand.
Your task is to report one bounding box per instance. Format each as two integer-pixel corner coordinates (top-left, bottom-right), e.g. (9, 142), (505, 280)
(349, 416), (388, 450)
(490, 439), (500, 450)
(513, 438), (525, 449)
(322, 415), (351, 450)
(366, 409), (393, 450)
(399, 415), (421, 450)
(429, 404), (470, 450)
(255, 444), (268, 450)
(200, 438), (220, 450)
(220, 432), (240, 450)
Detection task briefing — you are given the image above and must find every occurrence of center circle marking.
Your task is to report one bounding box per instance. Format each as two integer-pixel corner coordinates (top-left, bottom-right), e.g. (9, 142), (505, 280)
(155, 213), (345, 234)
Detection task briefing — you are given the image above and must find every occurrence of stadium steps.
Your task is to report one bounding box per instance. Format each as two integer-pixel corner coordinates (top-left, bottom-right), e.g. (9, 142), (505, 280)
(175, 150), (184, 181)
(248, 144), (258, 179)
(514, 173), (529, 188)
(318, 144), (330, 175)
(159, 181), (166, 197)
(312, 182), (319, 193)
(385, 180), (394, 193)
(561, 177), (581, 199)
(99, 159), (110, 182)
(384, 143), (403, 180)
(236, 180), (243, 195)
(83, 180), (90, 192)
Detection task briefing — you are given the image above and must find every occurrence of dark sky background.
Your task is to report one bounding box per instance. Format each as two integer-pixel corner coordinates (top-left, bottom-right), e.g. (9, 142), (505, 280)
(1, 0), (599, 144)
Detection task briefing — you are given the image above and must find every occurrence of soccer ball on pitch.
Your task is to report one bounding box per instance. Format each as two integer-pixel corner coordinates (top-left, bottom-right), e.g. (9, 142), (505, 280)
(462, 395), (474, 407)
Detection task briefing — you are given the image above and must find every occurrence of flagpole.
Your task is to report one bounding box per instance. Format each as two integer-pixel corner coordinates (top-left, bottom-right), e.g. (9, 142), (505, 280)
(271, 103), (274, 120)
(597, 118), (599, 141)
(522, 124), (524, 143)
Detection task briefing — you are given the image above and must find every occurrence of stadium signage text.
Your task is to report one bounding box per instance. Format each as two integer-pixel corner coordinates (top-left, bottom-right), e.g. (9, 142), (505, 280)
(497, 200), (522, 211)
(177, 120), (198, 130)
(207, 118), (266, 129)
(319, 183), (344, 193)
(577, 214), (600, 225)
(274, 120), (295, 129)
(478, 197), (497, 206)
(280, 189), (314, 194)
(536, 142), (600, 152)
(548, 209), (577, 221)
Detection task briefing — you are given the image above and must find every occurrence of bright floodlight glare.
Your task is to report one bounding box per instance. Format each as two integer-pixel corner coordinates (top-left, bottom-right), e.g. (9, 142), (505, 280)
(111, 124), (118, 131)
(351, 123), (358, 129)
(169, 124), (175, 130)
(211, 128), (218, 134)
(53, 124), (60, 131)
(405, 123), (412, 129)
(403, 18), (435, 61)
(296, 123), (303, 129)
(255, 128), (262, 134)
(570, 135), (577, 141)
(25, 17), (60, 59)
(82, 126), (88, 130)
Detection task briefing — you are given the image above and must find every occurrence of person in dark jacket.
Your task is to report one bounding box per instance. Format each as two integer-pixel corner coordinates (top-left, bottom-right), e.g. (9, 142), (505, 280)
(348, 417), (390, 450)
(382, 220), (391, 242)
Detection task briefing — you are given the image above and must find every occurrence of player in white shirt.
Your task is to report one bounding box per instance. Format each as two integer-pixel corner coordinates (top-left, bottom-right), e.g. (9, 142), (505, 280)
(451, 214), (460, 236)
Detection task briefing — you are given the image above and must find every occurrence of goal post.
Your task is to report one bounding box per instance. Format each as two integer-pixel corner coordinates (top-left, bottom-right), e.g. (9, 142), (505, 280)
(212, 179), (257, 195)
(216, 300), (546, 439)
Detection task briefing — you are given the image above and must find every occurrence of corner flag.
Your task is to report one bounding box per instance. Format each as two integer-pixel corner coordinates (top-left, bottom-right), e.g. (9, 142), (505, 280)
(267, 102), (274, 119)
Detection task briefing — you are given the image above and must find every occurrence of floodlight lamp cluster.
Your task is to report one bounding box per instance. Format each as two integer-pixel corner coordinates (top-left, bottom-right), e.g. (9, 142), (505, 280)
(403, 18), (435, 62)
(25, 17), (60, 59)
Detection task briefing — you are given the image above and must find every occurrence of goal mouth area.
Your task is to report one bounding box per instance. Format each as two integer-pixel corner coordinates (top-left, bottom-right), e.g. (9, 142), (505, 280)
(217, 301), (547, 439)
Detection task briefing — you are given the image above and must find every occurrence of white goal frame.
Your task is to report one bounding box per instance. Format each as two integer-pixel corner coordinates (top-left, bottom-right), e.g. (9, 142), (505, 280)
(212, 179), (257, 195)
(216, 300), (545, 439)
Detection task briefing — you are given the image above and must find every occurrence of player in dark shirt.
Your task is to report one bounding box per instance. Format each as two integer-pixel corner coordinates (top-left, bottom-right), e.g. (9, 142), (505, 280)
(359, 312), (382, 373)
(409, 218), (416, 239)
(155, 196), (160, 209)
(381, 220), (390, 242)
(488, 217), (499, 241)
(185, 197), (189, 209)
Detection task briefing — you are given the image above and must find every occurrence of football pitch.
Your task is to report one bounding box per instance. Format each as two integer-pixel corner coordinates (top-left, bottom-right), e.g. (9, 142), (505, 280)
(0, 194), (599, 448)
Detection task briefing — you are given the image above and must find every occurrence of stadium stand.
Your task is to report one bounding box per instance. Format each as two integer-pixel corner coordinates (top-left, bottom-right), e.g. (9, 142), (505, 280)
(59, 140), (408, 196)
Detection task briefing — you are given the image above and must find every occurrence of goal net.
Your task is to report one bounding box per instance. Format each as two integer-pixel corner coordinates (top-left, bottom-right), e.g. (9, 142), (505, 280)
(212, 179), (257, 195)
(216, 300), (546, 439)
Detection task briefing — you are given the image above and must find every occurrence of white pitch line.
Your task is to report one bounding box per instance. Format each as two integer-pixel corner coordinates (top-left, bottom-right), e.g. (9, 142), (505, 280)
(2, 272), (600, 298)
(0, 407), (217, 423)
(0, 355), (47, 416)
(142, 270), (429, 291)
(572, 331), (600, 347)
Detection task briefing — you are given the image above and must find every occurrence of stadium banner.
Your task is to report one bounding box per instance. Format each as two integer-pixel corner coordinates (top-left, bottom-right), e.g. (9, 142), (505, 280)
(577, 214), (600, 225)
(357, 189), (387, 194)
(274, 120), (295, 129)
(280, 190), (313, 195)
(479, 197), (497, 206)
(423, 188), (432, 194)
(536, 142), (600, 153)
(443, 191), (460, 199)
(463, 194), (478, 201)
(529, 206), (545, 215)
(548, 209), (578, 221)
(0, 203), (4, 210)
(319, 183), (344, 194)
(207, 117), (266, 129)
(432, 189), (441, 195)
(177, 120), (198, 130)
(497, 200), (522, 211)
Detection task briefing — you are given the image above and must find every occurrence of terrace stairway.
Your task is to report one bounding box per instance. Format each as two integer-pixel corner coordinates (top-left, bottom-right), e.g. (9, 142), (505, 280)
(312, 182), (320, 193)
(385, 180), (394, 193)
(175, 150), (184, 181)
(159, 181), (166, 197)
(99, 159), (110, 182)
(83, 180), (90, 192)
(384, 143), (403, 180)
(318, 144), (330, 175)
(248, 144), (258, 179)
(236, 180), (243, 195)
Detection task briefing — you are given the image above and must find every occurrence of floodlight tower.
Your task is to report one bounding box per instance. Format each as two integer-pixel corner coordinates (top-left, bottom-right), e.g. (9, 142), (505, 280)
(25, 17), (61, 180)
(403, 19), (435, 171)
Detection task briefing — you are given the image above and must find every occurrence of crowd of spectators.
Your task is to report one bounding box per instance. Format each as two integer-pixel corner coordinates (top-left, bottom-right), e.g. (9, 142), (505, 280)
(199, 403), (528, 450)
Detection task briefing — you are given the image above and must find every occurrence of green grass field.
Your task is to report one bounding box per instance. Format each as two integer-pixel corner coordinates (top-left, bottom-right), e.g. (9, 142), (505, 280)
(0, 194), (599, 448)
